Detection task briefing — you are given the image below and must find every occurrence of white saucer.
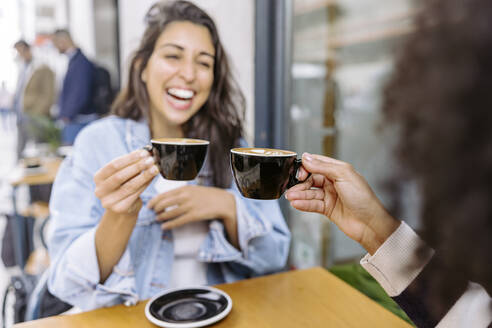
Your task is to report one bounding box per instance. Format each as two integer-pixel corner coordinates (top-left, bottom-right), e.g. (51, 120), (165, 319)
(145, 286), (232, 328)
(22, 166), (47, 176)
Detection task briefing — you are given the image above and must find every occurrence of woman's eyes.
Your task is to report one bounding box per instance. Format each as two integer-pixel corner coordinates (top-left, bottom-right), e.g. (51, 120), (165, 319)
(161, 54), (212, 68)
(199, 62), (211, 68)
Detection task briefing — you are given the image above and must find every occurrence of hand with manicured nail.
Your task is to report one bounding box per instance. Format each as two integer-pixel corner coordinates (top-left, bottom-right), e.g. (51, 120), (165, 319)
(94, 149), (159, 216)
(285, 153), (400, 254)
(93, 149), (159, 282)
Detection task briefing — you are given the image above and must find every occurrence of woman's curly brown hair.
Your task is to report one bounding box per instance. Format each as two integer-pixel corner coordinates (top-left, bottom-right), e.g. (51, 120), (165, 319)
(383, 0), (492, 315)
(111, 0), (245, 188)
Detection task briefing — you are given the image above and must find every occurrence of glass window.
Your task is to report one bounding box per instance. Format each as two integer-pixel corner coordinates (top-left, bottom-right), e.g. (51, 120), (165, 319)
(288, 0), (418, 268)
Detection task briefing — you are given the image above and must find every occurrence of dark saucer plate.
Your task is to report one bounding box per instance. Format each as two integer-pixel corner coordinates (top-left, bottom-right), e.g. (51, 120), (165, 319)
(145, 286), (232, 328)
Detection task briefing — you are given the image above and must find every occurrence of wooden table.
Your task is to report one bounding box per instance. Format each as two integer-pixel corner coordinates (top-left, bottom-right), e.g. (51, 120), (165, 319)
(15, 267), (413, 328)
(10, 158), (62, 187)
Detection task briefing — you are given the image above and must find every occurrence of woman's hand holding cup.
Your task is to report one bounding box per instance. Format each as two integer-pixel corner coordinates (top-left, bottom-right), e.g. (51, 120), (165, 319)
(93, 149), (159, 283)
(94, 149), (159, 218)
(285, 153), (401, 255)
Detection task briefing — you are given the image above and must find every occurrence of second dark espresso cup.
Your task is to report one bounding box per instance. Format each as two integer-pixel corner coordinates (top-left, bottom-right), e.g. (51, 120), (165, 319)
(146, 138), (209, 180)
(230, 147), (306, 199)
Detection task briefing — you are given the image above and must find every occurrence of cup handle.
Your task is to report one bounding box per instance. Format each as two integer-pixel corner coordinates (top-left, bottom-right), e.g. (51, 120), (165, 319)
(287, 158), (311, 189)
(143, 144), (153, 154)
(143, 144), (157, 162)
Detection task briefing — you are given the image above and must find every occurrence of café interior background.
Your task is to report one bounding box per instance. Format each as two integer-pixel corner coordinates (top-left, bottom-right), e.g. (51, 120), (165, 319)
(0, 0), (421, 311)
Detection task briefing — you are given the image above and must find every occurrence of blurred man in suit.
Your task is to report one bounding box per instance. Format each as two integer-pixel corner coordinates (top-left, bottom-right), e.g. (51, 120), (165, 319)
(13, 40), (56, 158)
(52, 29), (98, 145)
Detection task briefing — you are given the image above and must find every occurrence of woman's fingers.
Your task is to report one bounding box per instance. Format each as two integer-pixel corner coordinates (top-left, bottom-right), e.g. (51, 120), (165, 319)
(95, 157), (155, 197)
(113, 164), (158, 200)
(94, 149), (149, 183)
(289, 199), (325, 215)
(301, 153), (354, 181)
(296, 166), (310, 181)
(287, 173), (319, 192)
(109, 184), (147, 214)
(161, 214), (193, 230)
(150, 195), (183, 213)
(305, 153), (345, 165)
(156, 205), (188, 221)
(285, 188), (324, 201)
(147, 188), (182, 209)
(287, 174), (328, 194)
(146, 192), (162, 209)
(99, 165), (158, 209)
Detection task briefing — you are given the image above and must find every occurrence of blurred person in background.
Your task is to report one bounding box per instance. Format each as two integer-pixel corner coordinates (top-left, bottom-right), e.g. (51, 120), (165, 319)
(13, 40), (56, 159)
(47, 0), (290, 311)
(52, 29), (97, 145)
(286, 0), (492, 327)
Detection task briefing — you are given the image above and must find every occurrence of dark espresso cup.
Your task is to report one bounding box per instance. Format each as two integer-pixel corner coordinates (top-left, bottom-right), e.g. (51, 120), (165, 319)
(145, 138), (209, 180)
(230, 147), (306, 199)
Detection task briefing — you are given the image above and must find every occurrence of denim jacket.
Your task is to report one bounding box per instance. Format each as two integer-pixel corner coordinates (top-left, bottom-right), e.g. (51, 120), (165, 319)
(47, 116), (290, 311)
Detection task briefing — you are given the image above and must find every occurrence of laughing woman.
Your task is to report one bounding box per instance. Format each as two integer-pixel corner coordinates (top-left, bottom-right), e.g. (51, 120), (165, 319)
(47, 0), (290, 310)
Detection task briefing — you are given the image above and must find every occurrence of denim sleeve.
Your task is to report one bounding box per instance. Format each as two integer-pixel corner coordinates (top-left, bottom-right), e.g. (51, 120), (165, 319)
(198, 183), (291, 277)
(47, 126), (138, 310)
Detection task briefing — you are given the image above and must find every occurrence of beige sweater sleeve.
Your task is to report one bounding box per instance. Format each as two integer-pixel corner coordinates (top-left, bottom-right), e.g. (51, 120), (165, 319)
(360, 221), (434, 297)
(360, 221), (492, 327)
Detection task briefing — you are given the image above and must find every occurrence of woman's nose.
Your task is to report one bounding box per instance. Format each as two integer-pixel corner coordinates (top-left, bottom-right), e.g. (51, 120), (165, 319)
(178, 60), (196, 83)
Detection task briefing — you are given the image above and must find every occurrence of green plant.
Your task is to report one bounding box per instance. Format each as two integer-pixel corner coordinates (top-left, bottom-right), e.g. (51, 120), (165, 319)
(26, 114), (61, 151)
(329, 263), (415, 326)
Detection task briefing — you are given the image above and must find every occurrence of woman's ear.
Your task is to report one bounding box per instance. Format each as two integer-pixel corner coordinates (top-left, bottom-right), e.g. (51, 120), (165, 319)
(141, 66), (148, 83)
(135, 57), (147, 83)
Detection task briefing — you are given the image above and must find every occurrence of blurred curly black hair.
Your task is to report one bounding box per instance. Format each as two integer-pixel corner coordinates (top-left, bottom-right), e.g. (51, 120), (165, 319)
(383, 0), (492, 316)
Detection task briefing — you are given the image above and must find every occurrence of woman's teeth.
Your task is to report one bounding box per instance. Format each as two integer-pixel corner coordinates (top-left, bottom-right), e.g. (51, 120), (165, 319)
(167, 88), (194, 100)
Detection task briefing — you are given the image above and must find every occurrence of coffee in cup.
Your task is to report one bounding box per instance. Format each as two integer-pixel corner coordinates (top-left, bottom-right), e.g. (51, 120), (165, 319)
(145, 138), (209, 180)
(230, 147), (306, 199)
